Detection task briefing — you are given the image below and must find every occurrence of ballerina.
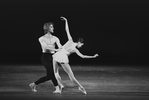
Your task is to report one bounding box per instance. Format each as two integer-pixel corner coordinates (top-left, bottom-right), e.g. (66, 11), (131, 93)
(53, 17), (99, 94)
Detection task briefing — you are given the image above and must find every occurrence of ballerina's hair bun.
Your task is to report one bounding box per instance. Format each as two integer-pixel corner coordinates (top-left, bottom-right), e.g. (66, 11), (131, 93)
(78, 38), (84, 43)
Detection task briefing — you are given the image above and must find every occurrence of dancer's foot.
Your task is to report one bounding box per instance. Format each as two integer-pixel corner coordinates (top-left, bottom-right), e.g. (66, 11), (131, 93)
(53, 86), (61, 94)
(53, 89), (61, 94)
(29, 83), (37, 92)
(79, 87), (87, 94)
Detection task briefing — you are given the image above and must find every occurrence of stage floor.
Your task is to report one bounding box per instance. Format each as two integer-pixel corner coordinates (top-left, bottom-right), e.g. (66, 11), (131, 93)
(0, 64), (149, 100)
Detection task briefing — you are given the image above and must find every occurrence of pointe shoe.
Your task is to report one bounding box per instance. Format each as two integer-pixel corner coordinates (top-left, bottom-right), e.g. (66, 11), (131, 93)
(29, 83), (37, 92)
(79, 87), (87, 94)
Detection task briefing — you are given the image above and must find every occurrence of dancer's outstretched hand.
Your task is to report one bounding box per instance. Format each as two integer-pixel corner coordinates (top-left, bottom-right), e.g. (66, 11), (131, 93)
(60, 16), (67, 21)
(93, 54), (99, 58)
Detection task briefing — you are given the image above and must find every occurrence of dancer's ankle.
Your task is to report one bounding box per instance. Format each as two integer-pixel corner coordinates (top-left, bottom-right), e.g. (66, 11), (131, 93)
(55, 86), (59, 90)
(60, 84), (64, 88)
(33, 82), (37, 86)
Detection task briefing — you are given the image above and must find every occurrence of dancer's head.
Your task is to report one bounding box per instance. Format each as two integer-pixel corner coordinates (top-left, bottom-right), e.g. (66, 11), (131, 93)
(77, 38), (84, 48)
(43, 22), (54, 33)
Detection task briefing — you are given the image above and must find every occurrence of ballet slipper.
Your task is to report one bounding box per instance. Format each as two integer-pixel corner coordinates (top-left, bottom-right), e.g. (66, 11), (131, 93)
(29, 83), (37, 92)
(79, 87), (87, 94)
(53, 89), (61, 94)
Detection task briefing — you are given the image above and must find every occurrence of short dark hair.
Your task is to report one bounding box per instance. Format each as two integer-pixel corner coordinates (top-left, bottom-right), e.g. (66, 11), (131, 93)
(43, 22), (54, 33)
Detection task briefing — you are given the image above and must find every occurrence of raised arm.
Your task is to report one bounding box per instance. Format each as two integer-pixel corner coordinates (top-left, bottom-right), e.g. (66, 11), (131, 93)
(74, 48), (99, 58)
(61, 17), (73, 41)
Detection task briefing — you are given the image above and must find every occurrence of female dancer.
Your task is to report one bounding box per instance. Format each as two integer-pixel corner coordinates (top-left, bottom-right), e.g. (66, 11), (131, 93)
(53, 17), (99, 94)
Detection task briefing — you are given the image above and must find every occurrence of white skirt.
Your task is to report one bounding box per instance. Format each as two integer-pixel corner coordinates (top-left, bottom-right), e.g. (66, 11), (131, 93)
(53, 49), (69, 63)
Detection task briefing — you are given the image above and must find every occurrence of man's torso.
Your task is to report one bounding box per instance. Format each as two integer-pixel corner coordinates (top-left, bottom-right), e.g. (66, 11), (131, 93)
(39, 35), (57, 53)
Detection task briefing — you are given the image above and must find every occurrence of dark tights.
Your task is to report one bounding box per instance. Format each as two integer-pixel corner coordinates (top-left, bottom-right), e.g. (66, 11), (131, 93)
(35, 53), (58, 86)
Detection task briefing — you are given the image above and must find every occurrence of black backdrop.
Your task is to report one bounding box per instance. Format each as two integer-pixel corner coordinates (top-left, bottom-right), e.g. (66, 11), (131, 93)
(0, 0), (149, 65)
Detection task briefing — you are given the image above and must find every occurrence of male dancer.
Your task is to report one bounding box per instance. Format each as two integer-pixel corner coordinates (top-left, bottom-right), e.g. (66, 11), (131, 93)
(29, 22), (63, 93)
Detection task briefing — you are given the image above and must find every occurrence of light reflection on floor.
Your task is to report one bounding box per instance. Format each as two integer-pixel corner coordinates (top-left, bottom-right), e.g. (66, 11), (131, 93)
(0, 64), (149, 100)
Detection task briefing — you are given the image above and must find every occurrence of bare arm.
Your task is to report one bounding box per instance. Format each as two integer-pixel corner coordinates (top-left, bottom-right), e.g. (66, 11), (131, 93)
(55, 37), (62, 49)
(61, 17), (73, 41)
(74, 48), (99, 58)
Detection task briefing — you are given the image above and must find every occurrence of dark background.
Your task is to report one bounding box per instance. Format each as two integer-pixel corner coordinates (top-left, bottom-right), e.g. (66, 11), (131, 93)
(0, 0), (149, 66)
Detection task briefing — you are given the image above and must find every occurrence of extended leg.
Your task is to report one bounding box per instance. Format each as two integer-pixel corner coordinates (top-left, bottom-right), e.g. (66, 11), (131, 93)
(53, 60), (64, 93)
(61, 63), (87, 94)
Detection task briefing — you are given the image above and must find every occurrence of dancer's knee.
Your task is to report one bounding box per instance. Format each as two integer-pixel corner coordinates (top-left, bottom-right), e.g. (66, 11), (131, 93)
(45, 75), (51, 80)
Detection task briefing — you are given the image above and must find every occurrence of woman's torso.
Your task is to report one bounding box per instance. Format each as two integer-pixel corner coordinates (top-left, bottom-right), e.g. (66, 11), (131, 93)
(62, 40), (76, 54)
